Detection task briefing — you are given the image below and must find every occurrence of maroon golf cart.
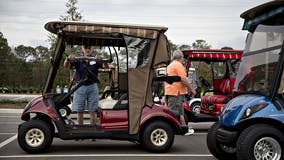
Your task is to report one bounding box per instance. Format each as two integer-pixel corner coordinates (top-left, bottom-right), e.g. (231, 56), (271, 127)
(182, 49), (243, 121)
(17, 21), (188, 153)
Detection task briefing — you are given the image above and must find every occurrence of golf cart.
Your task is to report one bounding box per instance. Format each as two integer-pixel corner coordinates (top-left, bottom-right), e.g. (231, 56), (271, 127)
(207, 1), (284, 160)
(182, 49), (243, 122)
(17, 21), (188, 153)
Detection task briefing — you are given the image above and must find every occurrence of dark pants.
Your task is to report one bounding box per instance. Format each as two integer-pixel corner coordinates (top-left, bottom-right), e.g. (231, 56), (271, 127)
(166, 94), (185, 116)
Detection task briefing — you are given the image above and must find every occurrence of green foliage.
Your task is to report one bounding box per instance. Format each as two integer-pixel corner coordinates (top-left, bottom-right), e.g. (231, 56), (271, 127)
(48, 0), (84, 52)
(14, 45), (35, 61)
(60, 0), (83, 21)
(192, 39), (211, 49)
(168, 40), (178, 53)
(0, 32), (14, 86)
(221, 46), (233, 50)
(0, 31), (49, 93)
(179, 44), (191, 51)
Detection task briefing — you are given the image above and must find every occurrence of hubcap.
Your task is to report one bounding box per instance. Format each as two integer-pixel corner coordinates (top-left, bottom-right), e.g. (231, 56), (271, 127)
(254, 137), (281, 160)
(59, 108), (67, 117)
(150, 128), (168, 147)
(25, 128), (45, 147)
(192, 104), (201, 114)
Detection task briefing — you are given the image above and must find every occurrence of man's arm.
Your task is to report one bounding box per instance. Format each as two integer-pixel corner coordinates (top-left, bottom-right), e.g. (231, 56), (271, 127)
(64, 54), (75, 68)
(181, 77), (197, 95)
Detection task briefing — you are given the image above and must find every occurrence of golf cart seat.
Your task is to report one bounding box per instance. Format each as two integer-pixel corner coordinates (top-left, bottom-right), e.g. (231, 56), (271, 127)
(201, 79), (232, 113)
(99, 96), (118, 109)
(113, 93), (128, 110)
(98, 93), (128, 110)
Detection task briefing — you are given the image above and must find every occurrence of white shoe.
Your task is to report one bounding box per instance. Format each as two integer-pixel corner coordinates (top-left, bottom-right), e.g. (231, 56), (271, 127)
(184, 128), (195, 136)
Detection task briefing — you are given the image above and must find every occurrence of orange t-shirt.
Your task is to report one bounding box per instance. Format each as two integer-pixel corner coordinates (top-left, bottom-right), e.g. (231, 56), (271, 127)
(164, 60), (187, 96)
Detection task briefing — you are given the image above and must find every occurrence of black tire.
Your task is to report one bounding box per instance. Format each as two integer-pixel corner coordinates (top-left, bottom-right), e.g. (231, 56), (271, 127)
(207, 122), (237, 160)
(236, 124), (284, 160)
(141, 121), (174, 153)
(18, 119), (53, 153)
(190, 102), (201, 114)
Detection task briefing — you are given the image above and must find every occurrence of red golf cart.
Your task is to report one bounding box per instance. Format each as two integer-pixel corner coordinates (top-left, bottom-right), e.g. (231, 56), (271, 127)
(182, 49), (243, 121)
(17, 21), (188, 153)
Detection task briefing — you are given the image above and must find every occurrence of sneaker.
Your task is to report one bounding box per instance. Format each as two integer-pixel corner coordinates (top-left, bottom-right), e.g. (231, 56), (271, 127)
(184, 128), (195, 136)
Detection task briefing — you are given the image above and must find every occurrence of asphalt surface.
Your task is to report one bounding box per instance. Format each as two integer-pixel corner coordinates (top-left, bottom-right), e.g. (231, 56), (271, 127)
(0, 109), (216, 160)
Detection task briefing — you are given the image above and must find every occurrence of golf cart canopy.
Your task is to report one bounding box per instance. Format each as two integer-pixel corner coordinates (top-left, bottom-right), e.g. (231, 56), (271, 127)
(182, 49), (243, 70)
(45, 21), (168, 47)
(183, 49), (243, 60)
(241, 0), (284, 32)
(44, 21), (171, 134)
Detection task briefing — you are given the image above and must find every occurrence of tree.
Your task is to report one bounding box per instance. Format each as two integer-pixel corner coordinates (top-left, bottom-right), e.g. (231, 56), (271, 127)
(168, 40), (178, 53)
(178, 44), (191, 51)
(48, 0), (84, 49)
(0, 32), (13, 86)
(14, 45), (35, 61)
(221, 46), (233, 50)
(192, 39), (211, 49)
(34, 46), (49, 62)
(60, 0), (83, 21)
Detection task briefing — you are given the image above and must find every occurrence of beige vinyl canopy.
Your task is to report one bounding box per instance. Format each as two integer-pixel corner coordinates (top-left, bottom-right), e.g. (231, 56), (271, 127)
(45, 21), (167, 40)
(45, 21), (171, 134)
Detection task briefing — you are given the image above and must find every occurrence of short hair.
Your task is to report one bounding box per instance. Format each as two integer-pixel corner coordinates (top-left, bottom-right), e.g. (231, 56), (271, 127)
(172, 50), (184, 60)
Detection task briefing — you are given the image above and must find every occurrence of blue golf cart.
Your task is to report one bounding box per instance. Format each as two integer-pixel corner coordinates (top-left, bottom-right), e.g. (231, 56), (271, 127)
(207, 1), (284, 160)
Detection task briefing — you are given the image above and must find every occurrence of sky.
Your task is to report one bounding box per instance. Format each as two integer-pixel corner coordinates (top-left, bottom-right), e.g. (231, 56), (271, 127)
(0, 0), (271, 50)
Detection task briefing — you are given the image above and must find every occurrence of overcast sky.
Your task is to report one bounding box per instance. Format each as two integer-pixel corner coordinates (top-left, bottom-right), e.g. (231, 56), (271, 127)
(0, 0), (270, 50)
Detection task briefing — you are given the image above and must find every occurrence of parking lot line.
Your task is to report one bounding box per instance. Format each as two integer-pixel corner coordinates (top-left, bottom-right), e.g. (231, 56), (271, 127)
(0, 134), (17, 149)
(0, 122), (20, 124)
(0, 133), (16, 135)
(0, 154), (213, 158)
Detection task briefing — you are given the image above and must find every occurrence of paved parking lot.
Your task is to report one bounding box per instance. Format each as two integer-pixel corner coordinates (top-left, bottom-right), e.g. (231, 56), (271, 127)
(0, 109), (215, 160)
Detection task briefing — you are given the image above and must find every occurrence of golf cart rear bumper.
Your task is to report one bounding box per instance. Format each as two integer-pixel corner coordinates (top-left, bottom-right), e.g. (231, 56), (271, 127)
(176, 125), (188, 135)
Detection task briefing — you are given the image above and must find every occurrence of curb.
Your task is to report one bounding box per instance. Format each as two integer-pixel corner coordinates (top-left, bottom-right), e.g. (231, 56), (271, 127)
(0, 109), (23, 113)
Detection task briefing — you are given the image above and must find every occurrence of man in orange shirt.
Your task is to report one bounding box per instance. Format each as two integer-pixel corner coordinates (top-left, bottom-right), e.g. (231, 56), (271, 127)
(165, 50), (196, 135)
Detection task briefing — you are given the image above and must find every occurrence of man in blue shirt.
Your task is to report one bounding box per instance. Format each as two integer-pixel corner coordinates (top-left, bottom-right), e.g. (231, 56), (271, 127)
(64, 45), (103, 125)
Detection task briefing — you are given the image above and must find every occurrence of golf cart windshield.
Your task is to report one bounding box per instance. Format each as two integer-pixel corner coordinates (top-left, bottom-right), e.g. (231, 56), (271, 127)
(234, 25), (284, 95)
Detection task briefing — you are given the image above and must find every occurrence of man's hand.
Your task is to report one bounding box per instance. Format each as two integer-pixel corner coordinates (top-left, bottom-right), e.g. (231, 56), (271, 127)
(181, 77), (196, 96)
(67, 54), (76, 61)
(95, 55), (102, 61)
(190, 87), (197, 96)
(64, 54), (75, 68)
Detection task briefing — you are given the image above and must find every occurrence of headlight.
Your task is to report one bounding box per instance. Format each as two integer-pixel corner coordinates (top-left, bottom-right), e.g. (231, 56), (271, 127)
(156, 67), (167, 77)
(242, 103), (268, 119)
(245, 108), (252, 117)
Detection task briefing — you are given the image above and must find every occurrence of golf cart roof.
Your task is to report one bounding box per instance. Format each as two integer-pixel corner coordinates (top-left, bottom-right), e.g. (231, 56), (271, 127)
(241, 0), (284, 32)
(182, 49), (243, 60)
(45, 21), (168, 39)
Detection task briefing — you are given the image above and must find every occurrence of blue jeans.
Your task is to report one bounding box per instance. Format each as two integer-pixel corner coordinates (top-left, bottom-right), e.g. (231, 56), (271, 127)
(72, 83), (99, 113)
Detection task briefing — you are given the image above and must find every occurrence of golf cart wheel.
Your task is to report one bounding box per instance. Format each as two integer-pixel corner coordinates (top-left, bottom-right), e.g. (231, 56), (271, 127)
(207, 122), (237, 160)
(59, 106), (71, 117)
(190, 102), (201, 114)
(18, 119), (53, 153)
(141, 121), (174, 153)
(236, 124), (283, 160)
